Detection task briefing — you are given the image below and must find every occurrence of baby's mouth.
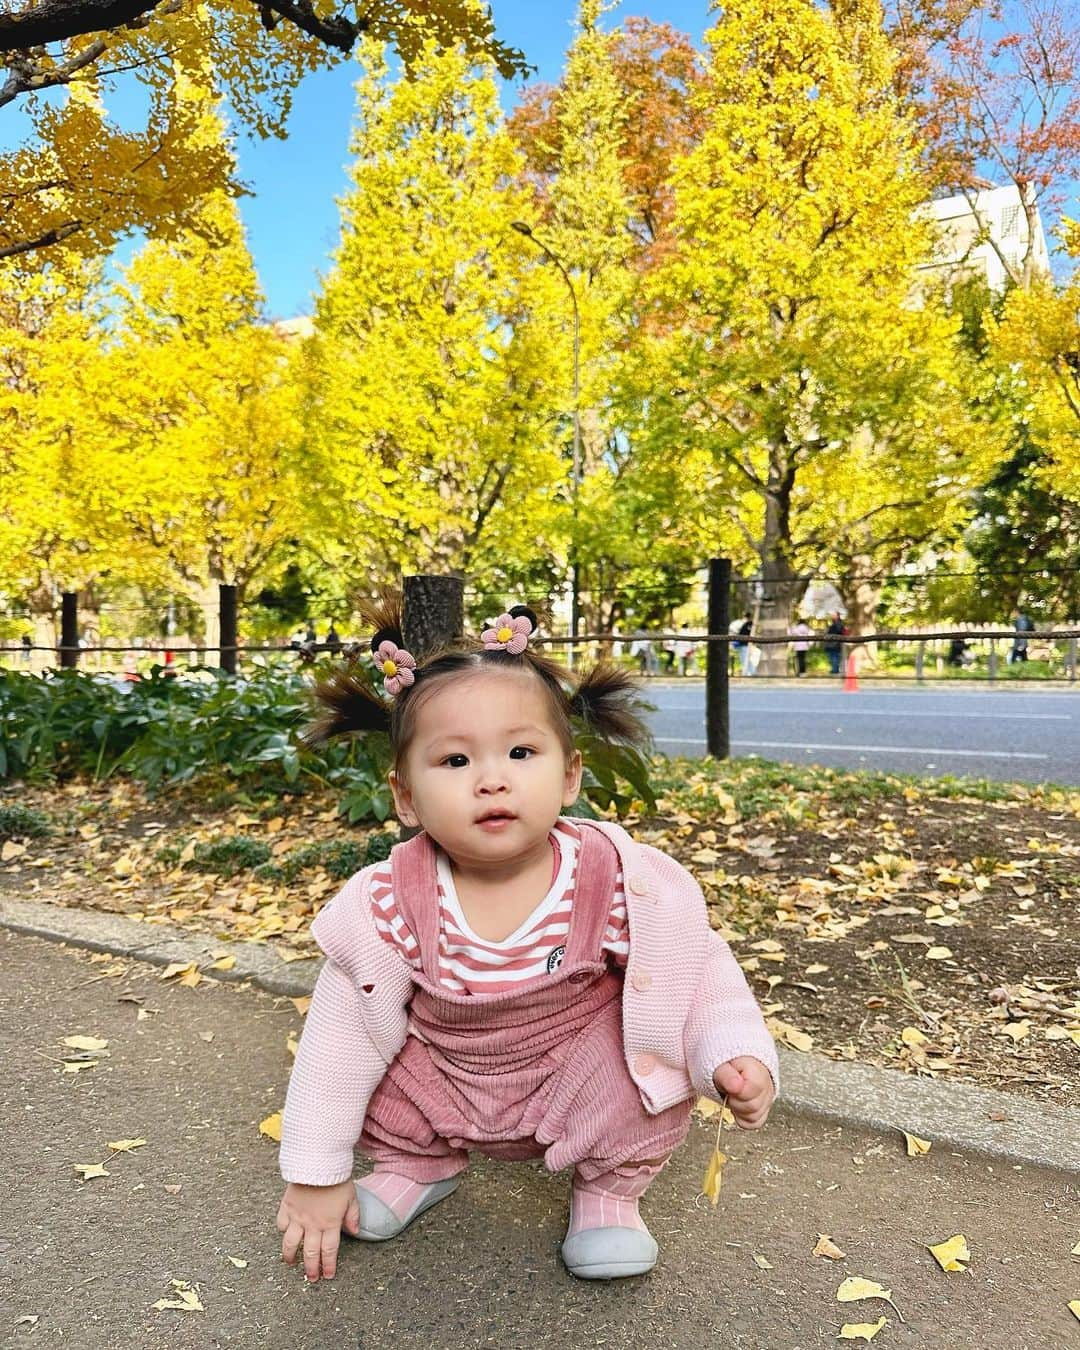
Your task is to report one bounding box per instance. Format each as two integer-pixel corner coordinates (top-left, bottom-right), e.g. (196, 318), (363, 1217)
(476, 810), (516, 824)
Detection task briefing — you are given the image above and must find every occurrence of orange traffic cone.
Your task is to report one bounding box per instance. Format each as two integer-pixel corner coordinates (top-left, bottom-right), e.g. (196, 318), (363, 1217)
(843, 651), (859, 692)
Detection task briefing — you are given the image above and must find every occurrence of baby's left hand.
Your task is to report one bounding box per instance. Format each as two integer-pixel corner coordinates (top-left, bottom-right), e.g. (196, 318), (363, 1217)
(712, 1056), (774, 1129)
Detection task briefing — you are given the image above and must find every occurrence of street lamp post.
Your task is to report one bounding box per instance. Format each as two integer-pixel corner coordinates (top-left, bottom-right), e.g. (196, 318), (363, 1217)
(511, 220), (581, 664)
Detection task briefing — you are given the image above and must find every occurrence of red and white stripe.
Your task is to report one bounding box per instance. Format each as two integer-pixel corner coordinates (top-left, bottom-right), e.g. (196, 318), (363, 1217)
(370, 819), (627, 995)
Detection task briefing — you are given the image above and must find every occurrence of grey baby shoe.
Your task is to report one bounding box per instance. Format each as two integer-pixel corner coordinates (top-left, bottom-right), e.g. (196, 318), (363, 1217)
(561, 1225), (659, 1279)
(352, 1176), (461, 1242)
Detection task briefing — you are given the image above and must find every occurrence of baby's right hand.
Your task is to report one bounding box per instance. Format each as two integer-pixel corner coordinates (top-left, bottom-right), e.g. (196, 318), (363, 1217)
(277, 1180), (359, 1282)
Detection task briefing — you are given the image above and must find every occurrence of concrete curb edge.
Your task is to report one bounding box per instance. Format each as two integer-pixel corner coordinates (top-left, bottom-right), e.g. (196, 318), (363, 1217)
(4, 896), (1077, 1174)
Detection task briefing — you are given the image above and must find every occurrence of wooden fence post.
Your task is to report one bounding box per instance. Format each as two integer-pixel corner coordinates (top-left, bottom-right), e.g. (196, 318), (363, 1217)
(219, 584), (238, 675)
(59, 592), (79, 669)
(402, 575), (465, 659)
(706, 558), (731, 759)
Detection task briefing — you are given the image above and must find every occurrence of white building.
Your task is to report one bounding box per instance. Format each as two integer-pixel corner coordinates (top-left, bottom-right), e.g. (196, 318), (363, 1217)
(916, 183), (1051, 293)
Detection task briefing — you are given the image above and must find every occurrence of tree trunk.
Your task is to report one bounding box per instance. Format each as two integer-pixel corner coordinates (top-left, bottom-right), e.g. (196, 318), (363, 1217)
(845, 563), (883, 670)
(755, 469), (801, 676)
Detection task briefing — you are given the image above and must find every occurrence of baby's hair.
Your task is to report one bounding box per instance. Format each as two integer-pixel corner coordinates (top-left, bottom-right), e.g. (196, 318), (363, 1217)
(302, 592), (650, 774)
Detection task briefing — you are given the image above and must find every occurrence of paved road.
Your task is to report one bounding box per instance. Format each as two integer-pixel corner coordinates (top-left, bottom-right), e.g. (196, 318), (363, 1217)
(4, 930), (1079, 1350)
(645, 682), (1080, 785)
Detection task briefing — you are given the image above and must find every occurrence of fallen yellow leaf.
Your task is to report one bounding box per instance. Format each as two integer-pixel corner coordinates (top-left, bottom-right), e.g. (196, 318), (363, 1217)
(925, 946), (953, 961)
(62, 1035), (108, 1051)
(1071, 1240), (1080, 1256)
(73, 1162), (110, 1180)
(752, 1253), (773, 1269)
(900, 1026), (928, 1047)
(152, 1281), (204, 1313)
(290, 996), (312, 1016)
(1001, 1021), (1031, 1042)
(226, 1255), (248, 1268)
(1, 840), (27, 861)
(813, 1234), (846, 1260)
(902, 1131), (932, 1157)
(1068, 1301), (1080, 1322)
(112, 856), (137, 878)
(836, 1277), (893, 1304)
(160, 961), (197, 981)
(928, 1233), (971, 1271)
(62, 1060), (98, 1073)
(838, 1318), (887, 1342)
(107, 1138), (147, 1153)
(259, 1111), (282, 1142)
(286, 1032), (299, 1058)
(177, 965), (203, 988)
(209, 955), (236, 971)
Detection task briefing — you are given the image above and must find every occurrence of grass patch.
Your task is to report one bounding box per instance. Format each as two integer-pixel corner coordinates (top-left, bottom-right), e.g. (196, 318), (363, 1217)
(254, 835), (394, 884)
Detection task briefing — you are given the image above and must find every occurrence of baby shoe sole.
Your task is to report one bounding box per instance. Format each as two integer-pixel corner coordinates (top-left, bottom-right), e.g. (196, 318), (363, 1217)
(562, 1226), (658, 1280)
(353, 1176), (460, 1242)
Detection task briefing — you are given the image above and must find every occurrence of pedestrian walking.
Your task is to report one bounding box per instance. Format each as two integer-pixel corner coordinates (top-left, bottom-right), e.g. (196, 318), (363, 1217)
(672, 635), (696, 677)
(789, 619), (812, 677)
(732, 613), (754, 676)
(1009, 608), (1034, 663)
(277, 595), (777, 1285)
(325, 622), (343, 656)
(824, 613), (847, 676)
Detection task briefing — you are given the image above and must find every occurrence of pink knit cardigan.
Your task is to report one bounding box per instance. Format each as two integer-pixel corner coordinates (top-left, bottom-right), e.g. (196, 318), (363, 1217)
(279, 818), (779, 1186)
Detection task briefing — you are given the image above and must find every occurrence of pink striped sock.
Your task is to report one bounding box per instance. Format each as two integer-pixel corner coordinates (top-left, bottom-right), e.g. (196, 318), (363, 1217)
(356, 1172), (441, 1223)
(566, 1185), (648, 1237)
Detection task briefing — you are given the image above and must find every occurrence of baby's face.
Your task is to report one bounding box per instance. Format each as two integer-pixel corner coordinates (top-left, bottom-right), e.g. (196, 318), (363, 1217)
(389, 670), (581, 870)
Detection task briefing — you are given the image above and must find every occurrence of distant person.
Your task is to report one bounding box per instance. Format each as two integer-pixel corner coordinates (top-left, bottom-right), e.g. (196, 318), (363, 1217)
(289, 627), (306, 651)
(629, 633), (657, 676)
(1009, 608), (1034, 663)
(824, 613), (847, 676)
(672, 635), (696, 677)
(789, 619), (812, 677)
(304, 623), (317, 645)
(325, 622), (343, 656)
(732, 613), (753, 676)
(20, 633), (32, 664)
(947, 637), (974, 668)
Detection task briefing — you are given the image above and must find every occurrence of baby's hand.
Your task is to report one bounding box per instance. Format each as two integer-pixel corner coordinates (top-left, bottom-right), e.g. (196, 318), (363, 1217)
(712, 1056), (774, 1129)
(277, 1180), (359, 1282)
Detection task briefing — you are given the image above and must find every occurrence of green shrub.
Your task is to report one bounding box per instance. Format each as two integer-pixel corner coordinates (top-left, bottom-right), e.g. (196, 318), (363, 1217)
(0, 665), (654, 826)
(0, 802), (51, 840)
(187, 836), (273, 878)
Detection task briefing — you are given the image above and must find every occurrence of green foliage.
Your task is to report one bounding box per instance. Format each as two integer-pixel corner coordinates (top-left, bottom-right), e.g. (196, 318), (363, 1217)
(0, 802), (51, 840)
(253, 834), (393, 884)
(0, 667), (648, 824)
(186, 836), (273, 878)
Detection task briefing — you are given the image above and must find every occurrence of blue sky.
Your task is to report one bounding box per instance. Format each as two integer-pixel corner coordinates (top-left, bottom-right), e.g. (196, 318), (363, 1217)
(236, 1), (711, 319)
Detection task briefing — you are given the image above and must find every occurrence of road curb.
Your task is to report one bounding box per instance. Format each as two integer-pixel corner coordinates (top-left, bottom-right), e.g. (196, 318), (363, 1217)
(4, 895), (1078, 1174)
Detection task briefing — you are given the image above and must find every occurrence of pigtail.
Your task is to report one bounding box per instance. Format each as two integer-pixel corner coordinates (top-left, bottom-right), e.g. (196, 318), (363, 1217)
(355, 588), (405, 653)
(567, 661), (651, 750)
(300, 664), (391, 746)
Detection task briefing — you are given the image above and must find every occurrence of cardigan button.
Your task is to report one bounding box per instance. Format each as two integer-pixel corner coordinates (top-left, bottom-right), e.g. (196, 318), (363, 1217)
(630, 969), (652, 992)
(634, 1053), (657, 1076)
(628, 875), (649, 896)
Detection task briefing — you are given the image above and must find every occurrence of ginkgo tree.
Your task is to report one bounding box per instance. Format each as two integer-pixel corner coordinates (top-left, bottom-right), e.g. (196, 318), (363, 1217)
(303, 41), (578, 599)
(0, 0), (526, 267)
(641, 0), (993, 667)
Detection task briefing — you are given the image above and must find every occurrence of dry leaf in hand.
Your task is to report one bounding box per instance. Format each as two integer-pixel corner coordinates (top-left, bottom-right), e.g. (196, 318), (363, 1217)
(928, 1234), (971, 1271)
(259, 1112), (282, 1142)
(838, 1318), (888, 1342)
(813, 1234), (846, 1260)
(902, 1131), (931, 1156)
(702, 1146), (728, 1205)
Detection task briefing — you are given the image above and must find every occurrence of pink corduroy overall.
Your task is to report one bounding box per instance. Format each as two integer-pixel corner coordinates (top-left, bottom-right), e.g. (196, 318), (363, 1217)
(356, 827), (694, 1194)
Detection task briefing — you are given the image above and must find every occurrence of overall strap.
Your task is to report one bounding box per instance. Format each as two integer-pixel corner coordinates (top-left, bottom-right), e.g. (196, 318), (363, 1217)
(388, 831), (442, 972)
(564, 824), (621, 960)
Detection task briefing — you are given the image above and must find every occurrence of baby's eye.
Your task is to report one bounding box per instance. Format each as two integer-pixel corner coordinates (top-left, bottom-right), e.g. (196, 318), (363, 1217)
(442, 754), (469, 768)
(509, 746), (534, 759)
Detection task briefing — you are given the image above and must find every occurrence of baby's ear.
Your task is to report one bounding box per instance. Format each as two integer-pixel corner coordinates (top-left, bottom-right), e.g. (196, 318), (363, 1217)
(389, 769), (418, 827)
(562, 750), (583, 806)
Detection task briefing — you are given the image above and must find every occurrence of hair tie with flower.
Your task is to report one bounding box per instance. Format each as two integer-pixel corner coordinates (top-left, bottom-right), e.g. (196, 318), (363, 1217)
(481, 605), (538, 654)
(370, 628), (416, 697)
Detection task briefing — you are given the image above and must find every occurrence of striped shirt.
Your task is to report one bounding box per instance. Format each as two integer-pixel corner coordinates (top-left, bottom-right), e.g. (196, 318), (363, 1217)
(369, 819), (629, 994)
